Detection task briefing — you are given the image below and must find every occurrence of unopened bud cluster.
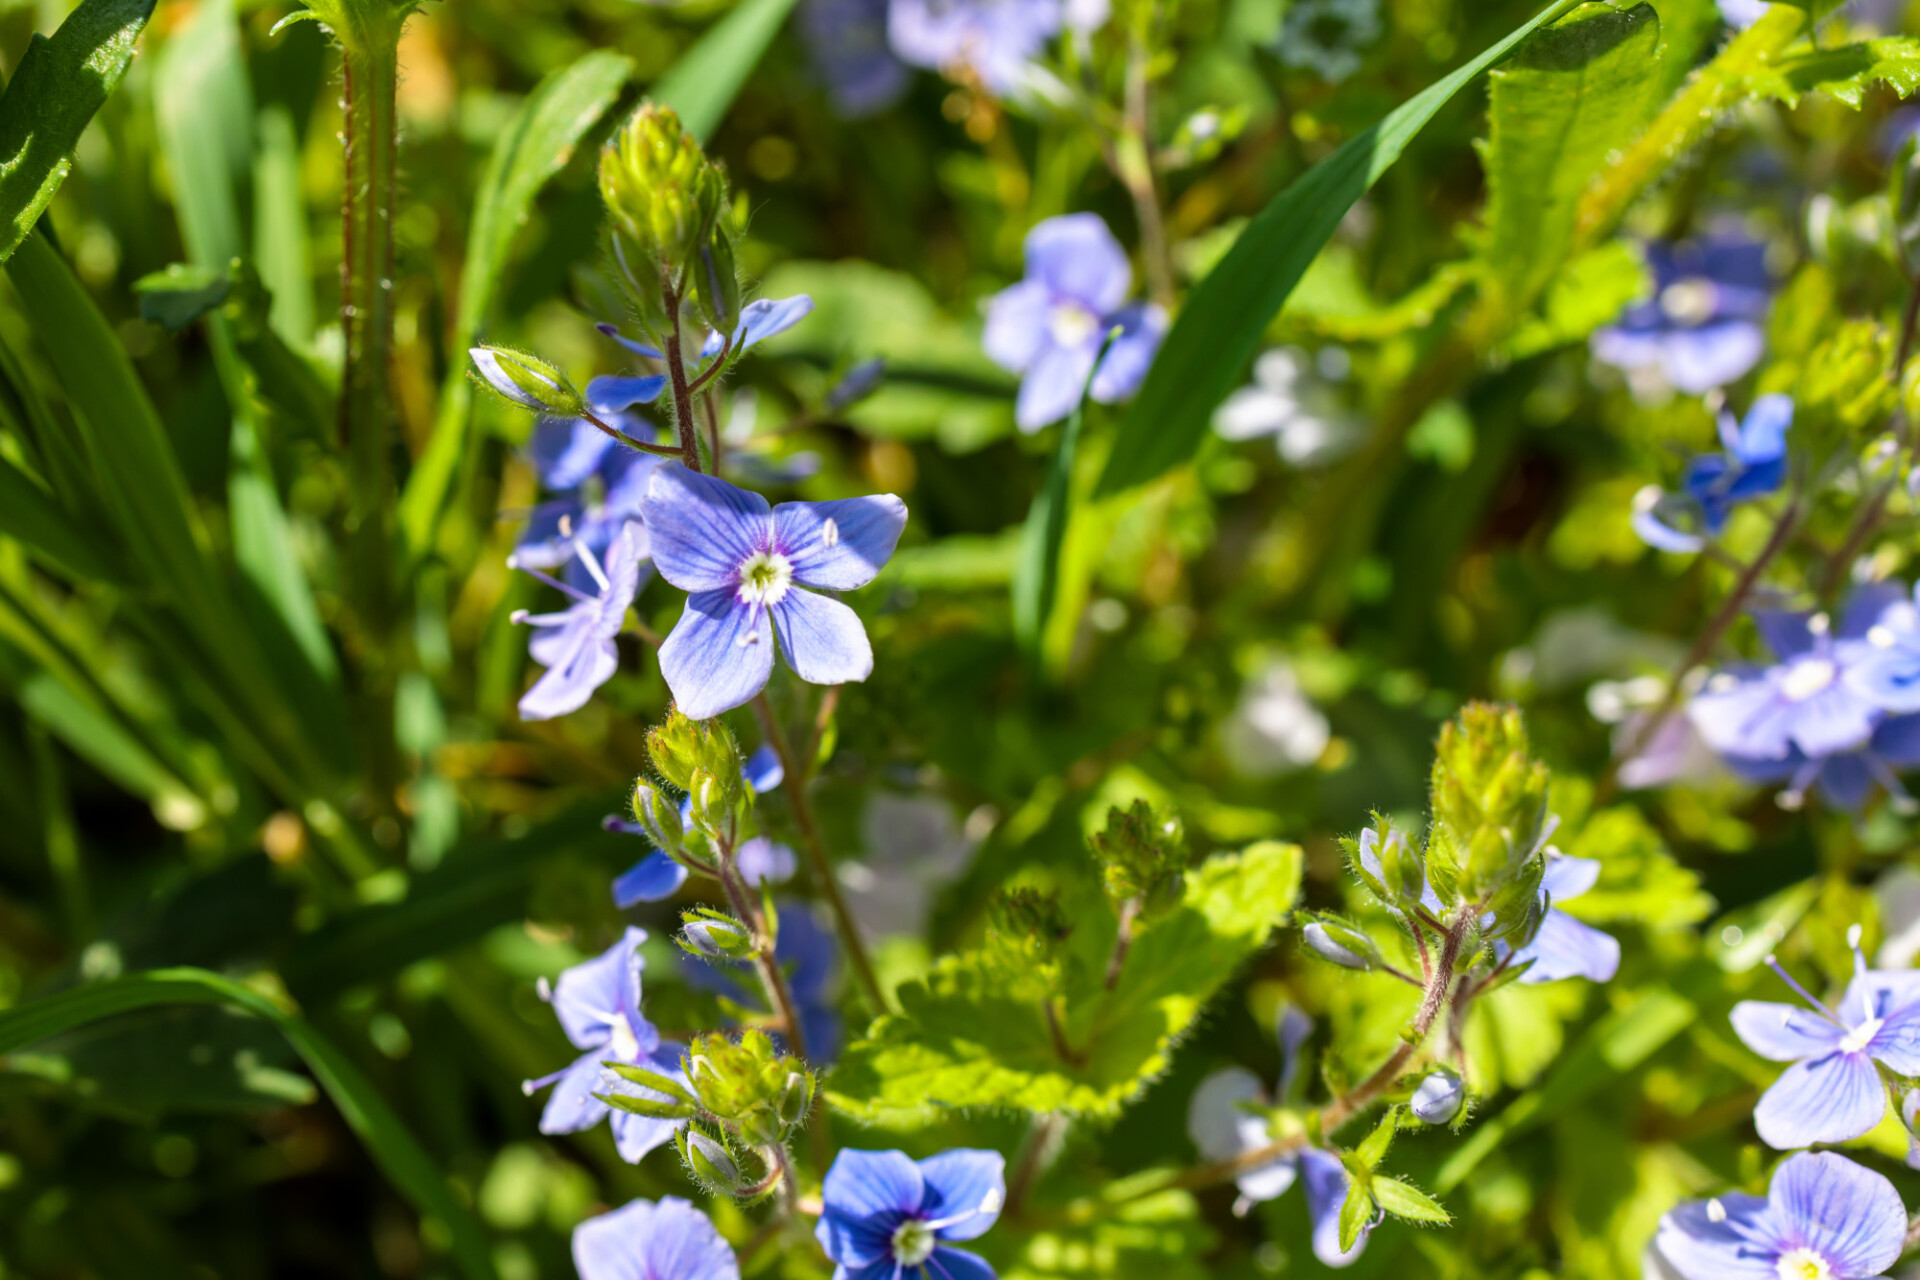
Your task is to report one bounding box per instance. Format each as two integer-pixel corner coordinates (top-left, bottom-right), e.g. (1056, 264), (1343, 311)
(646, 710), (749, 847)
(600, 102), (741, 340)
(1089, 799), (1186, 909)
(1425, 702), (1551, 907)
(684, 1029), (816, 1149)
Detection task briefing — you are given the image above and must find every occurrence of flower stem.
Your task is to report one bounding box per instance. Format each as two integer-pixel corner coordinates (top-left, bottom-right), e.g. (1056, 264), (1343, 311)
(663, 301), (705, 473)
(1103, 897), (1141, 991)
(715, 837), (809, 1062)
(1004, 1112), (1069, 1221)
(753, 692), (893, 1015)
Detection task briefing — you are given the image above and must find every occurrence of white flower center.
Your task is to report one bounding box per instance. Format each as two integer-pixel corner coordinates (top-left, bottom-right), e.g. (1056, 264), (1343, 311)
(1049, 301), (1100, 349)
(608, 1012), (641, 1062)
(1840, 1016), (1883, 1055)
(737, 550), (794, 606)
(1780, 657), (1836, 702)
(1775, 1247), (1833, 1280)
(1660, 276), (1719, 326)
(891, 1218), (936, 1267)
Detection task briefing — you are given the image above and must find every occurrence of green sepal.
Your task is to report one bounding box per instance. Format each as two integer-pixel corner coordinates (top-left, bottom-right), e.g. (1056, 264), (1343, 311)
(1372, 1176), (1452, 1225)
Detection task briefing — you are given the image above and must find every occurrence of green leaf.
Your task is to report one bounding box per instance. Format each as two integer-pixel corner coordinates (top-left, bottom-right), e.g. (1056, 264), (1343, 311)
(0, 0), (158, 264)
(1354, 1107), (1397, 1170)
(1503, 240), (1651, 360)
(652, 0), (802, 143)
(1746, 37), (1920, 108)
(986, 1181), (1216, 1280)
(603, 1061), (698, 1106)
(1372, 1176), (1452, 1225)
(398, 49), (633, 556)
(827, 842), (1302, 1124)
(1476, 3), (1666, 319)
(1338, 1173), (1373, 1252)
(0, 453), (120, 582)
(133, 263), (234, 331)
(1095, 0), (1584, 496)
(0, 968), (498, 1280)
(599, 1092), (696, 1120)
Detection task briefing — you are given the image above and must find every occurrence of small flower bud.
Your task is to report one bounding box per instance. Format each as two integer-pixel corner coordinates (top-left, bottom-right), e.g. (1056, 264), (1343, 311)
(683, 1130), (744, 1191)
(1302, 919), (1380, 971)
(631, 780), (686, 852)
(694, 224), (742, 339)
(776, 1069), (815, 1128)
(1410, 1070), (1465, 1125)
(648, 710), (742, 792)
(679, 910), (757, 960)
(469, 346), (584, 417)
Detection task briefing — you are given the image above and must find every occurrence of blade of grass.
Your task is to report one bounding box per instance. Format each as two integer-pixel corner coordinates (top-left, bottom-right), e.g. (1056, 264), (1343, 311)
(0, 968), (498, 1280)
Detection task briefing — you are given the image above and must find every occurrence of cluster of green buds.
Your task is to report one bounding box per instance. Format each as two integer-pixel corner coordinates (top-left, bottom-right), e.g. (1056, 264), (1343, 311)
(1088, 799), (1186, 913)
(1422, 702), (1550, 922)
(646, 710), (750, 849)
(600, 102), (741, 341)
(688, 1029), (816, 1149)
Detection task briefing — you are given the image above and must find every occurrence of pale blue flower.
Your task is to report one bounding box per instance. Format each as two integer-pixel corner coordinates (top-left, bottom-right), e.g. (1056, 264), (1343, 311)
(510, 519), (647, 721)
(1593, 237), (1771, 394)
(1631, 395), (1791, 554)
(888, 0), (1062, 96)
(522, 927), (688, 1163)
(1731, 938), (1920, 1149)
(1655, 1152), (1906, 1280)
(802, 0), (909, 116)
(983, 214), (1168, 431)
(640, 463), (907, 720)
(572, 1196), (739, 1280)
(816, 1147), (1006, 1280)
(1186, 1006), (1369, 1266)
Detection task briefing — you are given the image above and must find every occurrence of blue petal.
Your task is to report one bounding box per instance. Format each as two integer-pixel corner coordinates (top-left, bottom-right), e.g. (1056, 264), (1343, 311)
(1186, 1068), (1266, 1163)
(736, 836), (796, 886)
(1753, 1050), (1887, 1149)
(926, 1247), (998, 1280)
(982, 279), (1053, 375)
(1539, 855), (1600, 902)
(1015, 340), (1098, 432)
(1653, 1192), (1778, 1280)
(1299, 1147), (1367, 1267)
(512, 499), (588, 570)
(1689, 674), (1795, 760)
(539, 1050), (613, 1134)
(597, 322), (663, 360)
(1089, 302), (1166, 404)
(1512, 909), (1619, 984)
(659, 588), (776, 720)
(1785, 685), (1878, 759)
(817, 1149), (924, 1266)
(774, 494), (909, 591)
(1770, 1152), (1906, 1279)
(1276, 1003), (1316, 1099)
(530, 418), (616, 489)
(733, 295), (814, 351)
(642, 462), (771, 593)
(1872, 713), (1920, 765)
(777, 903), (840, 1003)
(1729, 1001), (1846, 1062)
(1753, 610), (1816, 660)
(573, 1197), (739, 1280)
(743, 744), (785, 792)
(1845, 645), (1920, 714)
(1816, 752), (1876, 811)
(549, 926), (647, 1049)
(919, 1150), (1006, 1241)
(1661, 320), (1764, 394)
(571, 1198), (654, 1280)
(1734, 394), (1793, 462)
(613, 852), (689, 906)
(1023, 214), (1132, 315)
(586, 374), (668, 414)
(772, 587), (874, 687)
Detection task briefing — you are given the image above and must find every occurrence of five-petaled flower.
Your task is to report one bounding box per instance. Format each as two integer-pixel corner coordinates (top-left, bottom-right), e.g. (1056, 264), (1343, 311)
(511, 519), (647, 721)
(1654, 1151), (1906, 1280)
(1186, 1005), (1370, 1266)
(572, 1196), (739, 1280)
(1592, 236), (1772, 395)
(1632, 394), (1791, 554)
(522, 927), (689, 1163)
(641, 463), (907, 720)
(887, 0), (1065, 97)
(983, 213), (1168, 432)
(816, 1147), (1007, 1280)
(1730, 935), (1920, 1149)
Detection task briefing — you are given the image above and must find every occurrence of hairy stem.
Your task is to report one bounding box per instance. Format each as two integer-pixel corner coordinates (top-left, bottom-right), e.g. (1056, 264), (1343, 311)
(663, 303), (705, 473)
(715, 838), (809, 1062)
(1005, 1112), (1069, 1221)
(1103, 897), (1141, 991)
(753, 692), (893, 1014)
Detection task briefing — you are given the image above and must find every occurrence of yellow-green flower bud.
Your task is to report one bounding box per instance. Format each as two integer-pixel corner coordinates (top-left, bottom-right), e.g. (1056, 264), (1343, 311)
(600, 102), (729, 327)
(468, 346), (584, 417)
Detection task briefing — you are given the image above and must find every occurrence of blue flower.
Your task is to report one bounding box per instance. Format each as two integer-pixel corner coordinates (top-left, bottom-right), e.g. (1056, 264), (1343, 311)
(887, 0), (1063, 96)
(682, 900), (841, 1061)
(1730, 936), (1920, 1149)
(512, 416), (660, 592)
(1654, 1152), (1907, 1280)
(1843, 582), (1920, 714)
(572, 1196), (739, 1280)
(983, 214), (1168, 432)
(1688, 595), (1920, 810)
(640, 463), (907, 720)
(815, 1147), (1006, 1280)
(597, 296), (815, 377)
(522, 928), (689, 1163)
(1593, 236), (1771, 394)
(1185, 1006), (1370, 1267)
(607, 745), (796, 906)
(1631, 395), (1791, 553)
(510, 519), (648, 721)
(802, 0), (909, 117)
